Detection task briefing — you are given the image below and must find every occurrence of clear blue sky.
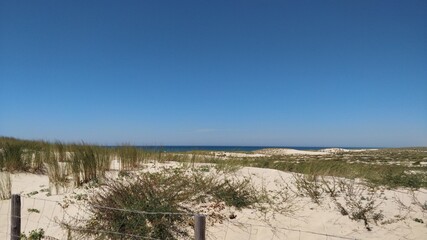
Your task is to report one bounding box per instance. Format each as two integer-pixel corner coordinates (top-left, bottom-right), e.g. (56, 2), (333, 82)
(1, 0), (426, 147)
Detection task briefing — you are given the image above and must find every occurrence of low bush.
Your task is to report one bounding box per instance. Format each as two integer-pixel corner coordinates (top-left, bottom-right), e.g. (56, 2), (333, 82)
(20, 228), (45, 240)
(293, 174), (323, 204)
(332, 180), (384, 231)
(65, 168), (266, 239)
(378, 172), (424, 189)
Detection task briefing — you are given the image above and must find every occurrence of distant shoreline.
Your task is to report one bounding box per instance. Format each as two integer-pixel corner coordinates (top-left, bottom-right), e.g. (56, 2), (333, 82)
(103, 145), (382, 152)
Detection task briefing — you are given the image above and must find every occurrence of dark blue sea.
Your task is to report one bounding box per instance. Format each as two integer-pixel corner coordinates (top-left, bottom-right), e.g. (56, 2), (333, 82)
(125, 146), (375, 153)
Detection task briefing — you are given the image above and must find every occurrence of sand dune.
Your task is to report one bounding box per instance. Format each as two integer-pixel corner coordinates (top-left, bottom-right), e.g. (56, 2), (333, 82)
(255, 148), (377, 156)
(1, 161), (426, 239)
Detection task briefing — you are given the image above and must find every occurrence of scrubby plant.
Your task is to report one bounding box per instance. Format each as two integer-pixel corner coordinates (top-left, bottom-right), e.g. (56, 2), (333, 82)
(214, 161), (242, 174)
(211, 177), (257, 209)
(27, 208), (40, 213)
(197, 165), (211, 172)
(410, 190), (427, 212)
(20, 228), (45, 240)
(332, 180), (384, 231)
(64, 168), (270, 239)
(293, 174), (323, 204)
(320, 176), (339, 197)
(378, 171), (424, 189)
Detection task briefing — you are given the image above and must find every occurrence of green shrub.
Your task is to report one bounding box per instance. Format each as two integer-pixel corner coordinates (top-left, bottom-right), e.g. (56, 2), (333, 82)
(27, 208), (40, 213)
(211, 178), (256, 208)
(66, 168), (263, 239)
(379, 172), (424, 189)
(20, 228), (45, 240)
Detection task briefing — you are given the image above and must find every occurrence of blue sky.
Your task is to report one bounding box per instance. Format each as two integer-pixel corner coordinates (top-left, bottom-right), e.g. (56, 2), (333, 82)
(1, 0), (426, 147)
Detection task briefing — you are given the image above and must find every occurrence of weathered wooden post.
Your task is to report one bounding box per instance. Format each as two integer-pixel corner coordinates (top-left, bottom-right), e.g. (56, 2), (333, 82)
(194, 214), (206, 240)
(11, 194), (21, 240)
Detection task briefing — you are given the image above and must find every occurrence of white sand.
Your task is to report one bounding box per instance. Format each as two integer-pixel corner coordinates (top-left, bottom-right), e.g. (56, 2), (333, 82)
(213, 152), (267, 158)
(255, 148), (378, 156)
(256, 148), (330, 155)
(210, 148), (377, 158)
(1, 162), (426, 240)
(213, 167), (427, 240)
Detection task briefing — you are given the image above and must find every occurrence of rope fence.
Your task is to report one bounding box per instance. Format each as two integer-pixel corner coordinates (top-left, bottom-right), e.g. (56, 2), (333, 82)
(209, 220), (359, 240)
(1, 194), (206, 240)
(1, 194), (363, 240)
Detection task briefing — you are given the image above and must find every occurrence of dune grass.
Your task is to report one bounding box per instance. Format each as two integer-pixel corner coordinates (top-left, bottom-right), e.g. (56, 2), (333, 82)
(1, 136), (425, 236)
(44, 143), (69, 193)
(117, 145), (139, 170)
(0, 136), (426, 189)
(0, 141), (26, 171)
(167, 149), (427, 189)
(70, 144), (98, 186)
(0, 171), (11, 200)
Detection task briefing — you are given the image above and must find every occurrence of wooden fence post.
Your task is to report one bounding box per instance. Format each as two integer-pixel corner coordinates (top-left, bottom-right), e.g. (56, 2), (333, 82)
(11, 194), (21, 240)
(194, 214), (206, 240)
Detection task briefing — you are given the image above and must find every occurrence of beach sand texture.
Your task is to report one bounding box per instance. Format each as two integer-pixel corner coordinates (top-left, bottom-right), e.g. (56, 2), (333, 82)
(1, 156), (426, 240)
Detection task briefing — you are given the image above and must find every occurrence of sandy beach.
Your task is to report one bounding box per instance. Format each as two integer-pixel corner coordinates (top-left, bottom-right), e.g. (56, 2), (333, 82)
(1, 152), (426, 240)
(2, 1), (426, 238)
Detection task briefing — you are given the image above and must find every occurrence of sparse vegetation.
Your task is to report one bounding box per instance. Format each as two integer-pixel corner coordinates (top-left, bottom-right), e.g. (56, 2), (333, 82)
(20, 228), (45, 240)
(293, 174), (323, 204)
(1, 137), (425, 189)
(333, 180), (384, 231)
(169, 148), (427, 189)
(293, 173), (385, 231)
(27, 208), (40, 213)
(0, 171), (11, 200)
(0, 136), (426, 237)
(1, 141), (26, 171)
(44, 144), (69, 193)
(64, 168), (270, 239)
